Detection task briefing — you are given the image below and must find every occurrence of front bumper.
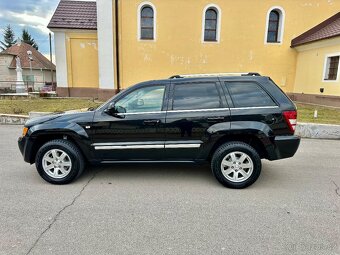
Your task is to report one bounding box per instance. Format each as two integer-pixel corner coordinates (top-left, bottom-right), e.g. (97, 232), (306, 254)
(18, 136), (34, 163)
(268, 135), (300, 160)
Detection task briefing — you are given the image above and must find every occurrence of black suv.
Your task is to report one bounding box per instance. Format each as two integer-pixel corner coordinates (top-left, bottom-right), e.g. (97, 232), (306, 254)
(18, 73), (300, 188)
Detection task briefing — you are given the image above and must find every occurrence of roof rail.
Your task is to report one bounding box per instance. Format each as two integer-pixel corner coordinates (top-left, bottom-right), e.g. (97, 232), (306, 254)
(169, 72), (261, 79)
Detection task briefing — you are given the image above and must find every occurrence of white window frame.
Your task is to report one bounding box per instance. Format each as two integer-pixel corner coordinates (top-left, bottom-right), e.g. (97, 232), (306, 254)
(264, 6), (285, 45)
(137, 1), (157, 41)
(322, 53), (340, 83)
(201, 4), (222, 43)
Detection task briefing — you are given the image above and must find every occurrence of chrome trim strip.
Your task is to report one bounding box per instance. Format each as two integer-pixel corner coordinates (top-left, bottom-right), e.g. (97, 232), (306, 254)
(95, 145), (164, 150)
(165, 144), (201, 149)
(167, 108), (229, 113)
(231, 106), (279, 110)
(112, 106), (278, 116)
(93, 141), (164, 146)
(116, 111), (163, 116)
(93, 141), (202, 150)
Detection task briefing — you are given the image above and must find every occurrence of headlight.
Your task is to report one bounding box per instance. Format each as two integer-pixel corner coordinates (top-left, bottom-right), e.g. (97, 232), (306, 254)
(22, 127), (28, 136)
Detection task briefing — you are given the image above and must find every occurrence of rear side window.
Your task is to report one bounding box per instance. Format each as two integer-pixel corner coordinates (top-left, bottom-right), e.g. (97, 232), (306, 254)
(173, 82), (221, 110)
(225, 82), (276, 107)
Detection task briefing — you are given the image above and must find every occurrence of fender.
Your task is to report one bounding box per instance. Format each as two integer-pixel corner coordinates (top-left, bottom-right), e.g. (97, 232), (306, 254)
(198, 121), (275, 160)
(27, 121), (94, 163)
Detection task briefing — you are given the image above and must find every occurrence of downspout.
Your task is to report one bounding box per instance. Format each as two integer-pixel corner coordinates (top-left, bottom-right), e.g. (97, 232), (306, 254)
(115, 0), (121, 92)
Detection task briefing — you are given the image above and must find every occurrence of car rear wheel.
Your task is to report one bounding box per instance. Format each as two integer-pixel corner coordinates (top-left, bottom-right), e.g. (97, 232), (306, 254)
(35, 139), (85, 184)
(211, 142), (261, 189)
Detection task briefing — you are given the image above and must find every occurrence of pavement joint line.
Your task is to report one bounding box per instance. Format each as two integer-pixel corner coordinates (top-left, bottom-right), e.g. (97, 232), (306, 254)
(25, 170), (100, 255)
(332, 181), (340, 198)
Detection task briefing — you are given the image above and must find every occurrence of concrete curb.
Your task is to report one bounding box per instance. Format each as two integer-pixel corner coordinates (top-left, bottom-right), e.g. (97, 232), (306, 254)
(0, 114), (29, 125)
(295, 122), (340, 140)
(0, 113), (339, 139)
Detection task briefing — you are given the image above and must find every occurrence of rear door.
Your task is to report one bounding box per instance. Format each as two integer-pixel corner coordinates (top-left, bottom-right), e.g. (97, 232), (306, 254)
(164, 78), (230, 160)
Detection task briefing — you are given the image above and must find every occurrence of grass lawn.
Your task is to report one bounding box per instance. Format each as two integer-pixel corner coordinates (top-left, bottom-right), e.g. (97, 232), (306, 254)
(296, 103), (340, 125)
(0, 98), (103, 115)
(0, 99), (339, 125)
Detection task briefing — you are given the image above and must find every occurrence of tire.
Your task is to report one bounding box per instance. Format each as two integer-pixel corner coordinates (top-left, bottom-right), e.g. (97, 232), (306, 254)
(35, 139), (85, 184)
(211, 142), (261, 189)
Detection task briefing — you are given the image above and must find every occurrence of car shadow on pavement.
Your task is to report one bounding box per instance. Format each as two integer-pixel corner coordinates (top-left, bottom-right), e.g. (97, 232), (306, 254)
(79, 163), (219, 186)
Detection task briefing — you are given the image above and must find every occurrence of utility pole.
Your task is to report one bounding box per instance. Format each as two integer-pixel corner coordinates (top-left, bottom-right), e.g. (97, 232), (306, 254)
(49, 33), (54, 88)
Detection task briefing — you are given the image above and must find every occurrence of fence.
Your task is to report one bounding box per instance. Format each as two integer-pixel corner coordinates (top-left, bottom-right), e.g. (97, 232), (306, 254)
(0, 81), (56, 94)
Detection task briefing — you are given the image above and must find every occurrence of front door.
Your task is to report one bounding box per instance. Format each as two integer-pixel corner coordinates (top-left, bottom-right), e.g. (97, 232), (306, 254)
(165, 78), (230, 160)
(91, 83), (168, 161)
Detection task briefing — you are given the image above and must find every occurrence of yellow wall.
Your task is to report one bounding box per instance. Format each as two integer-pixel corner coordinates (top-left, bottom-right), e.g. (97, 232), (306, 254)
(118, 0), (340, 91)
(294, 37), (340, 96)
(66, 33), (99, 88)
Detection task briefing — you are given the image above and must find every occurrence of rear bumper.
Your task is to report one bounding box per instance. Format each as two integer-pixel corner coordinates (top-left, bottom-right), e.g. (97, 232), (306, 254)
(268, 135), (300, 160)
(18, 136), (34, 163)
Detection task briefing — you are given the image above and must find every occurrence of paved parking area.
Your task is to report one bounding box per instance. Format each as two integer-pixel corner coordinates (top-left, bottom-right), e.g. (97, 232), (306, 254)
(0, 125), (339, 255)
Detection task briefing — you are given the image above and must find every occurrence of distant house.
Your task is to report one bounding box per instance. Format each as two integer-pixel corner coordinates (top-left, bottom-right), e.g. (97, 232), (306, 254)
(0, 41), (56, 92)
(291, 12), (340, 105)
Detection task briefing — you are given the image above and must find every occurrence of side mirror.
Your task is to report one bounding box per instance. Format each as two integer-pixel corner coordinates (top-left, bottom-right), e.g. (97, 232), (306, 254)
(104, 103), (126, 117)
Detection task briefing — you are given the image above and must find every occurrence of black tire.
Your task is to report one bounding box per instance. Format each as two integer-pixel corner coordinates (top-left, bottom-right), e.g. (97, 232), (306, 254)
(35, 139), (85, 184)
(211, 142), (261, 189)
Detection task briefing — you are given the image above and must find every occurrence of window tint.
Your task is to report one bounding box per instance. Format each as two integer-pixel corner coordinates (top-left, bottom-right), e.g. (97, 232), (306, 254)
(173, 83), (221, 110)
(226, 82), (276, 107)
(267, 10), (280, 43)
(141, 6), (154, 40)
(116, 85), (164, 113)
(204, 8), (217, 41)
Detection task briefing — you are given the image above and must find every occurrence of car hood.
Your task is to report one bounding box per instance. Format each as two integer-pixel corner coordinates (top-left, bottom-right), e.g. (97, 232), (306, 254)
(25, 110), (95, 127)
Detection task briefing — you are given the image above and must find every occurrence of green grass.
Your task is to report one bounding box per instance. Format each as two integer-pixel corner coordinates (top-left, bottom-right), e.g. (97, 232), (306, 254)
(296, 103), (340, 125)
(0, 98), (103, 115)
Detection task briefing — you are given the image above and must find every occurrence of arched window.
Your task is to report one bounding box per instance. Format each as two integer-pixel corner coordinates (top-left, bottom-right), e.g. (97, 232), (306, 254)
(140, 5), (155, 40)
(267, 11), (280, 42)
(265, 7), (285, 44)
(204, 8), (218, 42)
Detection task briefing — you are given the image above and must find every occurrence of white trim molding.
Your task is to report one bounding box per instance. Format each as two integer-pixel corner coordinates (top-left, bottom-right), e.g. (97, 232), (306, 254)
(264, 6), (285, 45)
(97, 0), (115, 89)
(137, 1), (157, 41)
(201, 3), (222, 43)
(322, 52), (340, 83)
(54, 32), (68, 88)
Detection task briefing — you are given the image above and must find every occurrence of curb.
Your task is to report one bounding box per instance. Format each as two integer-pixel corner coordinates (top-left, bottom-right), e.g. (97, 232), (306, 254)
(0, 113), (339, 139)
(295, 122), (340, 140)
(0, 114), (29, 125)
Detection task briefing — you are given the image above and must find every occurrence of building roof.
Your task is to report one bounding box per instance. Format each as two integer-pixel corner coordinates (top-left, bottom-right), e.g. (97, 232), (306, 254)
(48, 0), (97, 30)
(291, 12), (340, 47)
(0, 42), (56, 70)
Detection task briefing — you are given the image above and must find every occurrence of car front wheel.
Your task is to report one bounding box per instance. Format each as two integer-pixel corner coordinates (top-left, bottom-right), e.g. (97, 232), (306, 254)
(35, 139), (85, 184)
(211, 142), (261, 189)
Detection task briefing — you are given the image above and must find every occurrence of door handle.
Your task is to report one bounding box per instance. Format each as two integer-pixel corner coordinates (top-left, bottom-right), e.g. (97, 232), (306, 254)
(207, 116), (225, 121)
(143, 119), (160, 125)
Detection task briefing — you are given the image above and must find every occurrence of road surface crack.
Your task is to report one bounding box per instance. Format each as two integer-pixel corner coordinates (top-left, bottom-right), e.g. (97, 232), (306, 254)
(25, 170), (100, 255)
(332, 181), (340, 198)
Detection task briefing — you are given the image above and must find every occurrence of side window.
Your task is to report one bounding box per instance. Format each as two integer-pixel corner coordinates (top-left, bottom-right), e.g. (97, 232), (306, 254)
(115, 85), (165, 113)
(225, 82), (276, 107)
(172, 82), (222, 110)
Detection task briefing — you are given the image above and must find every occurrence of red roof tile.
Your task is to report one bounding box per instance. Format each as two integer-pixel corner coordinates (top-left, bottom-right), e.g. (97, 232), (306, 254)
(48, 1), (97, 30)
(0, 42), (55, 70)
(291, 12), (340, 47)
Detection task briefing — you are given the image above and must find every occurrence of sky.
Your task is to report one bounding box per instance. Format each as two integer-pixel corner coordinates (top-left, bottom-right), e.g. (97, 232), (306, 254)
(0, 0), (61, 62)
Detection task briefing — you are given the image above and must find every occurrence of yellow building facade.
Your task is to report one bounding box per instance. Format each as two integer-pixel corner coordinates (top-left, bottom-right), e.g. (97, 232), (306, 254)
(48, 0), (340, 104)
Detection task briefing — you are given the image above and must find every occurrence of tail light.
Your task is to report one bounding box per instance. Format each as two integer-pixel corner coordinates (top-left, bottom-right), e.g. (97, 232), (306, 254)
(283, 111), (297, 134)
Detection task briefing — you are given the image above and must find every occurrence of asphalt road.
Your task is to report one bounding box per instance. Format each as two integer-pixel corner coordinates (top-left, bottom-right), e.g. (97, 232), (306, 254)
(0, 125), (339, 255)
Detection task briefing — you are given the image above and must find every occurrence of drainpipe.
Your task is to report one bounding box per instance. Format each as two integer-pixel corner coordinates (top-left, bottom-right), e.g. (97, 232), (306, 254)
(115, 0), (121, 92)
